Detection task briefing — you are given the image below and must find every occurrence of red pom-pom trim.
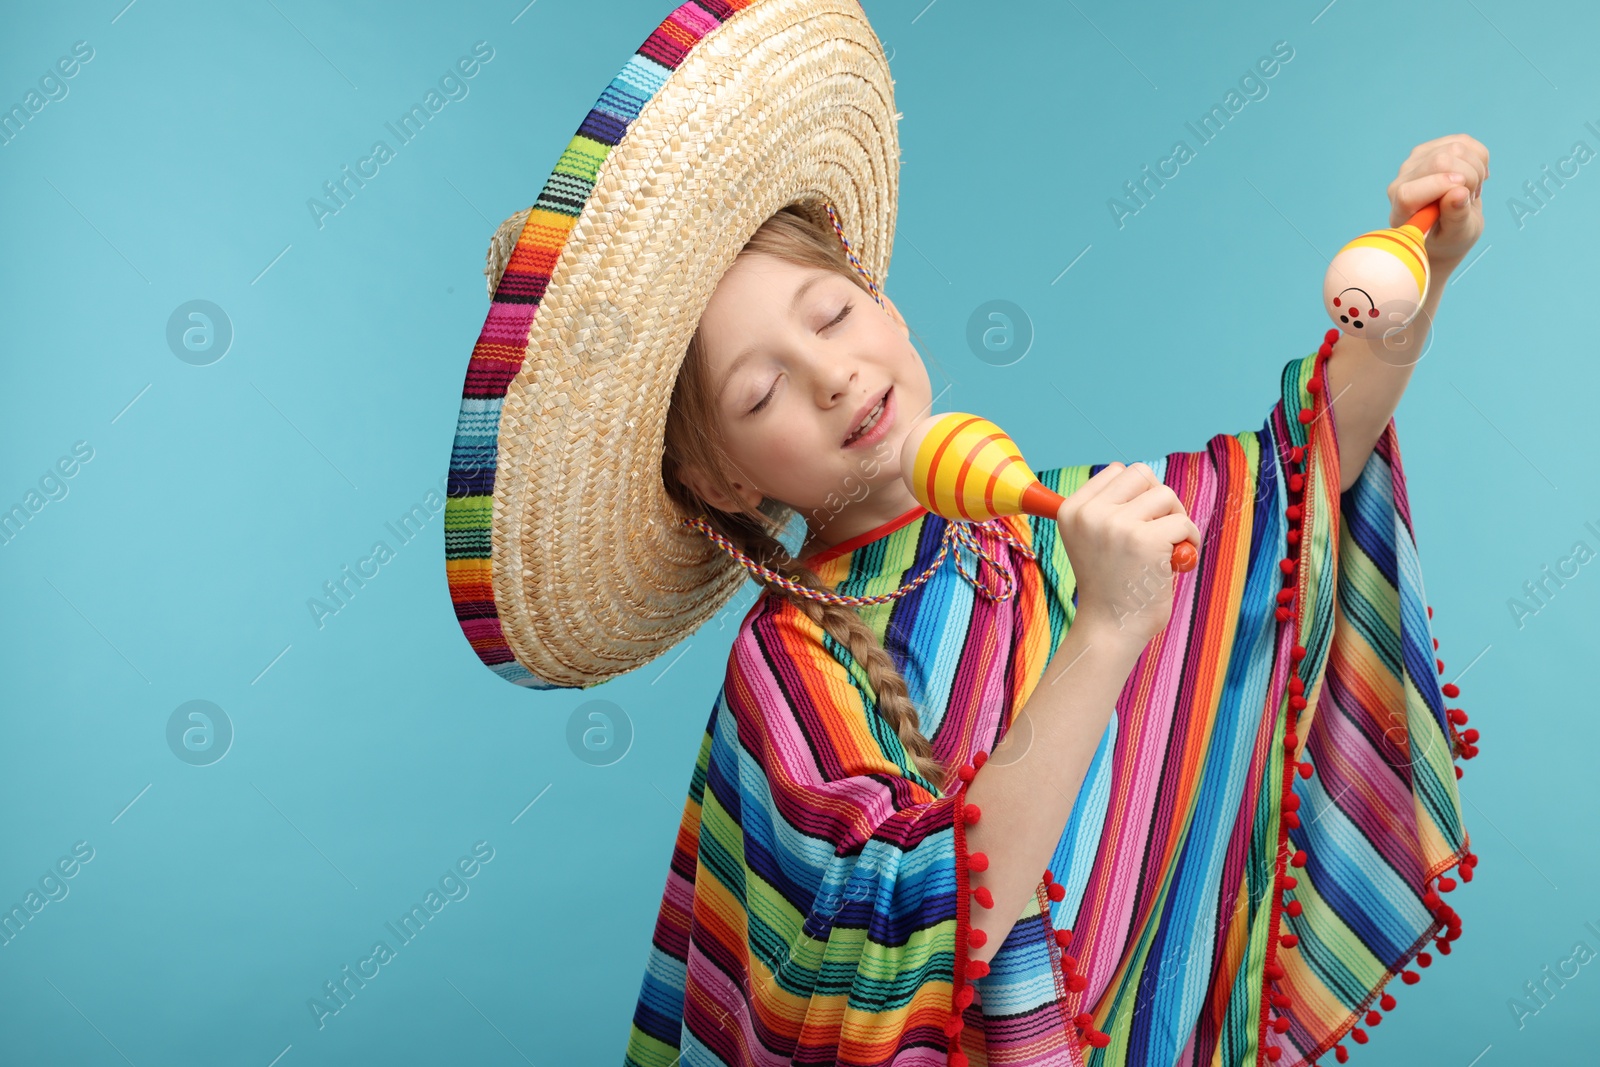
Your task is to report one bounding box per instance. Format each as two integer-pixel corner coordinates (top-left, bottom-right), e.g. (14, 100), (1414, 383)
(966, 959), (990, 980)
(972, 886), (993, 909)
(1380, 992), (1396, 1011)
(969, 929), (987, 949)
(969, 851), (989, 872)
(1084, 1029), (1110, 1049)
(962, 803), (982, 825)
(1266, 1045), (1283, 1061)
(1067, 974), (1088, 993)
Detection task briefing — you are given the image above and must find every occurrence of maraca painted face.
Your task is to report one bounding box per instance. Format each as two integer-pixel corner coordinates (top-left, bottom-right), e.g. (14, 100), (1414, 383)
(686, 252), (933, 549)
(1330, 289), (1379, 330)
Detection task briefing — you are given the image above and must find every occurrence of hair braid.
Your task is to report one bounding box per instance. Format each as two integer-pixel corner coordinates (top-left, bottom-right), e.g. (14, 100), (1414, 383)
(731, 519), (947, 790)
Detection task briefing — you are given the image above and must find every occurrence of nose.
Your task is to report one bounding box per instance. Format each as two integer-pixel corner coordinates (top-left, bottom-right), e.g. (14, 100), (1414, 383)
(812, 354), (857, 407)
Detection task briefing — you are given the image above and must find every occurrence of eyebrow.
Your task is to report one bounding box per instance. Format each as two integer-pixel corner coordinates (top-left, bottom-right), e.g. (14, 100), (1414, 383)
(716, 271), (830, 403)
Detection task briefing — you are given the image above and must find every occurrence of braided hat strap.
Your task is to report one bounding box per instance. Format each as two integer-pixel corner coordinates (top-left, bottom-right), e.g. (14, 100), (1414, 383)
(679, 513), (1036, 607)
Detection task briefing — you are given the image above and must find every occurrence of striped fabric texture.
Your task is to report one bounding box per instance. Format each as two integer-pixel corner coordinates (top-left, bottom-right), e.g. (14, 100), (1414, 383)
(444, 0), (754, 688)
(623, 351), (1475, 1066)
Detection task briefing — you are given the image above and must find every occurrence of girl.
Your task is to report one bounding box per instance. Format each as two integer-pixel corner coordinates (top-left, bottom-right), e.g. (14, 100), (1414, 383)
(444, 3), (1485, 1063)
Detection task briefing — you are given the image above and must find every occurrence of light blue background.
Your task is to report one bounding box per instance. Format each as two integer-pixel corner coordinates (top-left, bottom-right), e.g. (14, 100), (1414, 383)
(2, 1), (1594, 1064)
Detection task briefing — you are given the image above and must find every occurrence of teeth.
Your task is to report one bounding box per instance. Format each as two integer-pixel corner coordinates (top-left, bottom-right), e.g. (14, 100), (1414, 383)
(848, 396), (885, 442)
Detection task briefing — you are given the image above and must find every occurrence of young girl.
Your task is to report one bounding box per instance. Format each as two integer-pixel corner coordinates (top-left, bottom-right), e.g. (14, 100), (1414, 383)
(445, 3), (1485, 1063)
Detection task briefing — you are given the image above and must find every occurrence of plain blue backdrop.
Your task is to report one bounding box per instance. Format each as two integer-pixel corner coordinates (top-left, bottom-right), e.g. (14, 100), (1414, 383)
(2, 1), (1595, 1064)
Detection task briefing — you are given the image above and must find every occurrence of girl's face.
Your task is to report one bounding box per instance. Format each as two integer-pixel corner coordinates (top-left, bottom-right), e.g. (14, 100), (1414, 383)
(682, 252), (933, 551)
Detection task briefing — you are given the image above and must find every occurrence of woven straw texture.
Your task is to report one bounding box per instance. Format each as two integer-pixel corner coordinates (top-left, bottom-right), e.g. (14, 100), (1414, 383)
(444, 0), (899, 689)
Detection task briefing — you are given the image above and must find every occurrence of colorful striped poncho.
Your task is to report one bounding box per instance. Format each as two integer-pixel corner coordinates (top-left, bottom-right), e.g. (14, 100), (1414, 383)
(623, 346), (1478, 1066)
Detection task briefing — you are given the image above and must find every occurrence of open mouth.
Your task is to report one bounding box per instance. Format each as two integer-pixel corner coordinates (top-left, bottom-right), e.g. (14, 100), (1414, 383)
(843, 387), (893, 448)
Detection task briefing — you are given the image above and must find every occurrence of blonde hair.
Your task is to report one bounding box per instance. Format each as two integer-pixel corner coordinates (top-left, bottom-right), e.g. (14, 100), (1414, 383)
(483, 204), (946, 789)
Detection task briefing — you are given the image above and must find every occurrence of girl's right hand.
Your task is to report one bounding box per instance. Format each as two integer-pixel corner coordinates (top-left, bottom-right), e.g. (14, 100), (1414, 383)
(1054, 461), (1201, 650)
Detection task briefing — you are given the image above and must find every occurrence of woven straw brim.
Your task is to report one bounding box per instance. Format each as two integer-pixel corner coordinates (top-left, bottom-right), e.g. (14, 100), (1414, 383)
(444, 0), (899, 689)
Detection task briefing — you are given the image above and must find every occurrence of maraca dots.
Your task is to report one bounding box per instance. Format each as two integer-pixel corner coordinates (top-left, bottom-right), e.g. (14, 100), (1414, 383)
(1258, 328), (1479, 1067)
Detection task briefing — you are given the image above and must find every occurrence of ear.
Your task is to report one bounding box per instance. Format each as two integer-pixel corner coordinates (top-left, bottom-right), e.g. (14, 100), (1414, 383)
(676, 461), (763, 515)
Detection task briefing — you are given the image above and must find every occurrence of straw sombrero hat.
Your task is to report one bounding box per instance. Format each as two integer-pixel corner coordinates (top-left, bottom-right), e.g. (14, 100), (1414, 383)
(444, 0), (899, 689)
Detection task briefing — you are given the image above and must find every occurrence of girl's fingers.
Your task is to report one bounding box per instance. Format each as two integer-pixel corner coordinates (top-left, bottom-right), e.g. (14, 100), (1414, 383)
(1392, 172), (1476, 222)
(1406, 134), (1490, 181)
(1097, 461), (1164, 506)
(1062, 461), (1127, 512)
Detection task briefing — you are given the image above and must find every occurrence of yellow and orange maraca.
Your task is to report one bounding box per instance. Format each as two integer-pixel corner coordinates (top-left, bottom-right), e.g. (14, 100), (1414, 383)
(899, 411), (1200, 574)
(1323, 199), (1441, 339)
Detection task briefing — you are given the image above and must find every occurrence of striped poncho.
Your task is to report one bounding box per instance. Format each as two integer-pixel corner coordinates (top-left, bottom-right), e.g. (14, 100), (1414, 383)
(623, 346), (1478, 1066)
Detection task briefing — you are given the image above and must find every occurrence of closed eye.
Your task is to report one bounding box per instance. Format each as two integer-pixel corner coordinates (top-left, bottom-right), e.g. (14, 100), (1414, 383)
(747, 301), (856, 414)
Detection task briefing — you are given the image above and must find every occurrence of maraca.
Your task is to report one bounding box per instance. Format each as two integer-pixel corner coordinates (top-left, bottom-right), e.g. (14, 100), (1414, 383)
(1323, 198), (1441, 340)
(900, 411), (1199, 574)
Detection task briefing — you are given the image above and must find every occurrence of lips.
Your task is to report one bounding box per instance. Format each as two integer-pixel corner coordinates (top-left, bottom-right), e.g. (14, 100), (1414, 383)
(842, 386), (893, 448)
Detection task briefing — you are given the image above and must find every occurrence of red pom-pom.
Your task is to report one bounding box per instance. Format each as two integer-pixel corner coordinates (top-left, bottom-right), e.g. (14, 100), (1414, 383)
(958, 764), (976, 783)
(1085, 1029), (1110, 1049)
(1461, 864), (1474, 883)
(1055, 928), (1074, 947)
(1280, 558), (1297, 574)
(1277, 589), (1296, 605)
(1291, 446), (1306, 462)
(1298, 407), (1314, 424)
(966, 959), (990, 980)
(1352, 1027), (1368, 1044)
(1287, 900), (1303, 917)
(963, 803), (982, 825)
(969, 851), (990, 872)
(1042, 868), (1055, 884)
(1266, 962), (1285, 980)
(1448, 708), (1468, 725)
(945, 1014), (965, 1038)
(1418, 952), (1432, 968)
(955, 985), (975, 1009)
(1336, 1044), (1350, 1063)
(1067, 974), (1088, 992)
(1266, 1045), (1283, 1061)
(1074, 1012), (1094, 1029)
(1291, 850), (1307, 868)
(969, 929), (988, 948)
(1438, 877), (1457, 893)
(1436, 658), (1446, 674)
(1401, 969), (1420, 985)
(1284, 793), (1301, 811)
(1380, 993), (1396, 1011)
(1307, 376), (1324, 394)
(1441, 682), (1461, 698)
(1290, 695), (1308, 711)
(1271, 992), (1291, 1009)
(1325, 328), (1341, 344)
(1427, 604), (1433, 618)
(1287, 505), (1303, 521)
(1455, 766), (1464, 780)
(1276, 607), (1291, 621)
(972, 886), (993, 909)
(1436, 939), (1452, 955)
(1433, 637), (1439, 650)
(1273, 1016), (1291, 1034)
(1280, 933), (1299, 949)
(1283, 812), (1301, 830)
(972, 750), (988, 769)
(1463, 728), (1480, 744)
(1299, 762), (1314, 779)
(1292, 644), (1307, 661)
(1365, 1010), (1382, 1026)
(1423, 891), (1441, 909)
(1061, 953), (1078, 971)
(1278, 874), (1298, 891)
(951, 1051), (969, 1067)
(1047, 882), (1066, 902)
(1289, 473), (1305, 492)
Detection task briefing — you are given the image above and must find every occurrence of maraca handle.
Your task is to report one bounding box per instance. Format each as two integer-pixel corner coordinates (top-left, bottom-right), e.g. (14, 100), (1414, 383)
(1403, 200), (1441, 237)
(1019, 483), (1199, 574)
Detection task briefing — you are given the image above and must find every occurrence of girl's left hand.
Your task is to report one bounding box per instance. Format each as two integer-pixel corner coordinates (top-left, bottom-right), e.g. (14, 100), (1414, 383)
(1386, 133), (1489, 270)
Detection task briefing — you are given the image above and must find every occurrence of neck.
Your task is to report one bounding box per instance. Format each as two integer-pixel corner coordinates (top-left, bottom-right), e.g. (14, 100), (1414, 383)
(799, 478), (924, 560)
